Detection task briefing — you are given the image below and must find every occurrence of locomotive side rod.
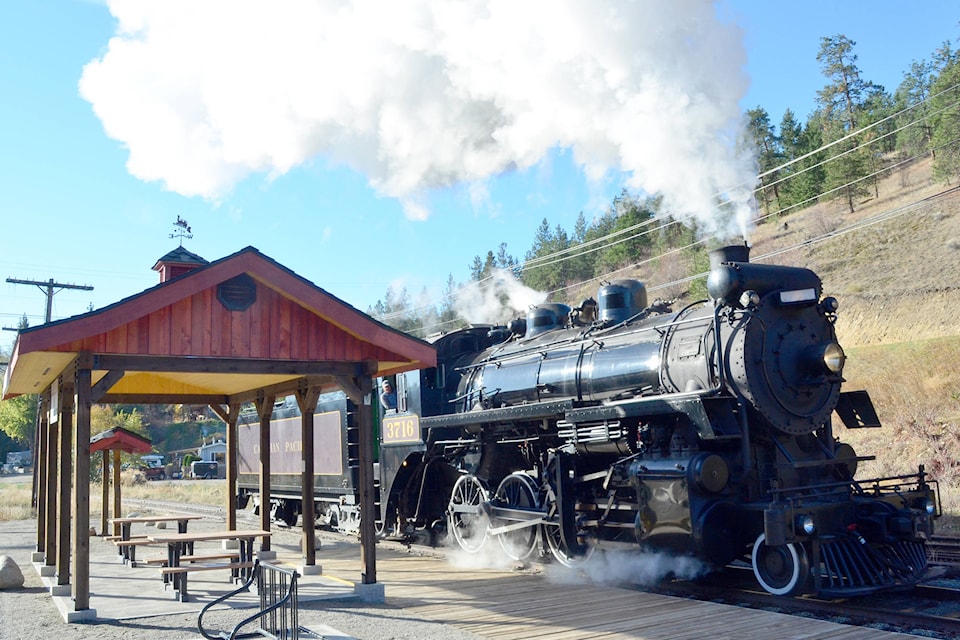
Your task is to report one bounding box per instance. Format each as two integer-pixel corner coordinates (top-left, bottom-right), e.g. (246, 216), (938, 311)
(485, 510), (546, 536)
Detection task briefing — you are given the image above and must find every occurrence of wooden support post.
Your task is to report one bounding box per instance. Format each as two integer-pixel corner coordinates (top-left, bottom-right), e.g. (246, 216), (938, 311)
(57, 375), (74, 586)
(72, 362), (92, 609)
(256, 393), (275, 552)
(35, 391), (50, 553)
(44, 410), (58, 567)
(335, 369), (378, 585)
(356, 376), (377, 584)
(226, 413), (238, 531)
(101, 450), (110, 536)
(112, 449), (121, 536)
(211, 403), (241, 531)
(296, 384), (320, 566)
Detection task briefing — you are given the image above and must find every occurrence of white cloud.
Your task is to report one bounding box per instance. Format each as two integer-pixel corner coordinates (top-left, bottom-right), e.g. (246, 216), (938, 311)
(81, 0), (754, 233)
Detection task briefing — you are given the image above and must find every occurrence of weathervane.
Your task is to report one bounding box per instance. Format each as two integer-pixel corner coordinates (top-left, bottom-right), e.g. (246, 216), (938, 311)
(169, 215), (193, 246)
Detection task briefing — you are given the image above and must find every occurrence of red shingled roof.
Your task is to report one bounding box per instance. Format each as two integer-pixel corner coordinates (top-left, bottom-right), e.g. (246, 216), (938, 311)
(89, 427), (153, 454)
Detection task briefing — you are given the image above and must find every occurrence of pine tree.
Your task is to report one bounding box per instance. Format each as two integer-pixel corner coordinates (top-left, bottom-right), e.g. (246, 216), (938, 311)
(777, 109), (807, 210)
(744, 106), (782, 216)
(895, 59), (937, 159)
(591, 191), (656, 275)
(567, 212), (596, 282)
(816, 35), (874, 213)
(859, 82), (895, 197)
(929, 43), (960, 182)
(524, 222), (573, 293)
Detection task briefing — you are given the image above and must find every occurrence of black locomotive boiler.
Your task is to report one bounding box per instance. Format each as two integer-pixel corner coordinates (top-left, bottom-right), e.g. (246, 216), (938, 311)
(376, 244), (940, 597)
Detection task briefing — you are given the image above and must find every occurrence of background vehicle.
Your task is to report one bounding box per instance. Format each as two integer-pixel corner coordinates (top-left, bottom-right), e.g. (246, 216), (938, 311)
(139, 453), (166, 480)
(190, 460), (219, 479)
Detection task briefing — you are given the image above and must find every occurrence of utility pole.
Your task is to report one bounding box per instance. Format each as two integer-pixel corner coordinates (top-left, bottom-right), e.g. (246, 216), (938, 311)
(5, 277), (94, 324)
(4, 277), (93, 512)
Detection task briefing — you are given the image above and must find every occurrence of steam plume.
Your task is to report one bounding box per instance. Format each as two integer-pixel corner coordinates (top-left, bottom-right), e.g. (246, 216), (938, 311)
(455, 268), (547, 325)
(80, 0), (754, 234)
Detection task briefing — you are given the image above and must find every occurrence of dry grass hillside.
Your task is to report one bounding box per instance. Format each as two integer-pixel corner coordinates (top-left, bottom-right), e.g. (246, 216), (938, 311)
(750, 157), (960, 517)
(750, 155), (960, 347)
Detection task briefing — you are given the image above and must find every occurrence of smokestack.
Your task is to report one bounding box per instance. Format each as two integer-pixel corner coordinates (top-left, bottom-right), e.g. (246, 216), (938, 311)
(708, 243), (750, 270)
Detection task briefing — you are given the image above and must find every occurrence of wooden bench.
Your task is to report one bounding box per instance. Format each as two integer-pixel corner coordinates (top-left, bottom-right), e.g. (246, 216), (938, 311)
(141, 556), (169, 567)
(181, 552), (239, 563)
(105, 534), (149, 542)
(160, 561), (256, 602)
(143, 552), (240, 568)
(113, 538), (160, 565)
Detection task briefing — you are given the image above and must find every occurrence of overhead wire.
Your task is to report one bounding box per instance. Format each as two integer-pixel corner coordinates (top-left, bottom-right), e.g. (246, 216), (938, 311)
(377, 80), (960, 329)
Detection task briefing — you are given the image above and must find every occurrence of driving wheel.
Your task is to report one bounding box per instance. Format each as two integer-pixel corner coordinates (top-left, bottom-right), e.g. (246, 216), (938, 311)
(447, 474), (489, 552)
(493, 473), (540, 560)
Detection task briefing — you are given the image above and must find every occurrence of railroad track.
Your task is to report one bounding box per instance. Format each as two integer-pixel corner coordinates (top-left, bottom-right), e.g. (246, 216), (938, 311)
(930, 535), (960, 575)
(127, 498), (960, 638)
(650, 565), (960, 639)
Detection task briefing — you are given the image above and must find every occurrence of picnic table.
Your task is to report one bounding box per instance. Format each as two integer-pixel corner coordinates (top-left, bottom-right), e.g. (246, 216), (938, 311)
(108, 515), (204, 565)
(147, 529), (272, 601)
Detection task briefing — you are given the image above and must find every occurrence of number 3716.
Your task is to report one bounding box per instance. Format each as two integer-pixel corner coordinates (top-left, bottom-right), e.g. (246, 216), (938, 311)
(382, 415), (421, 444)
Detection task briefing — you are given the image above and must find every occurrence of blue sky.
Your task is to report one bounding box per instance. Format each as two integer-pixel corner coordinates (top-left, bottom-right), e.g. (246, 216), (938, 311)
(1, 0), (957, 355)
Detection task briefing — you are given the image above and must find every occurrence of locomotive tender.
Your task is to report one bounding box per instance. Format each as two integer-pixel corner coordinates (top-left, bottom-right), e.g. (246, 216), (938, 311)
(239, 244), (940, 597)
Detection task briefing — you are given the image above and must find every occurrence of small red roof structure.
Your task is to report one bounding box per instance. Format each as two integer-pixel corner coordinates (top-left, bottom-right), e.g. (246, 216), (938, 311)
(89, 427), (154, 539)
(89, 427), (153, 455)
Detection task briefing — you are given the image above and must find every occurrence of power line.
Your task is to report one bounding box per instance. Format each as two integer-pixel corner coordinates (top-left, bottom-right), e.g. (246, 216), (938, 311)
(376, 78), (959, 330)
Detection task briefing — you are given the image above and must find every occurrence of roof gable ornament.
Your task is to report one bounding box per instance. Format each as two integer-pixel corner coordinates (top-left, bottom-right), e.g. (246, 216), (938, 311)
(217, 274), (257, 311)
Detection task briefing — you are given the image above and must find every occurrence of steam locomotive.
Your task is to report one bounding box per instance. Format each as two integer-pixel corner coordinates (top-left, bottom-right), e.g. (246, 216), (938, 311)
(239, 244), (940, 597)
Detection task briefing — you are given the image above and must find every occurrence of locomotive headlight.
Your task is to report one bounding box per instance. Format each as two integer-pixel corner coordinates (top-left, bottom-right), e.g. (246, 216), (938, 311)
(823, 342), (846, 374)
(802, 342), (846, 377)
(821, 296), (839, 313)
(923, 498), (936, 515)
(739, 289), (760, 308)
(796, 514), (816, 535)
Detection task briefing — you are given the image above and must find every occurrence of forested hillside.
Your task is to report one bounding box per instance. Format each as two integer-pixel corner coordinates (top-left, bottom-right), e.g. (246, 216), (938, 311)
(368, 34), (960, 345)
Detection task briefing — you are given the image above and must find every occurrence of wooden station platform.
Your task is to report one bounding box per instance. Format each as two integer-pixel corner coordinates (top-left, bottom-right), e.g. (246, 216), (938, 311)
(23, 518), (926, 639)
(313, 539), (924, 640)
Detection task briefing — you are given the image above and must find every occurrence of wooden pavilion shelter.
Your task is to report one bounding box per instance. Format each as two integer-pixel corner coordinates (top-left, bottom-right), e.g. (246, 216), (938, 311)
(1, 246), (436, 617)
(89, 426), (153, 537)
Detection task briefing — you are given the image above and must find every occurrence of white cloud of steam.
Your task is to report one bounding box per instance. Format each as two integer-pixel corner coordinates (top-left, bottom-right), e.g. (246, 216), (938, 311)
(443, 527), (710, 590)
(444, 535), (520, 572)
(80, 0), (755, 233)
(455, 268), (547, 325)
(546, 549), (709, 588)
